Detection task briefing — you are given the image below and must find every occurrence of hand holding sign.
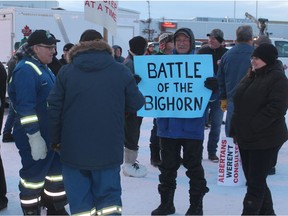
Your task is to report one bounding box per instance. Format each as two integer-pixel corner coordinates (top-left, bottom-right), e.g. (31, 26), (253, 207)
(204, 77), (218, 91)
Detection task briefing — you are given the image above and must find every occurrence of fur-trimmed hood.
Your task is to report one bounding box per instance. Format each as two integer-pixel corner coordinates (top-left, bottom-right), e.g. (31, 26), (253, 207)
(67, 40), (113, 63)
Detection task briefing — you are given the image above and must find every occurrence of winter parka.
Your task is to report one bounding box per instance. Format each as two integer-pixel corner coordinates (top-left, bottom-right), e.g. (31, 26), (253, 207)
(157, 28), (206, 140)
(231, 62), (288, 149)
(217, 43), (254, 101)
(47, 40), (145, 170)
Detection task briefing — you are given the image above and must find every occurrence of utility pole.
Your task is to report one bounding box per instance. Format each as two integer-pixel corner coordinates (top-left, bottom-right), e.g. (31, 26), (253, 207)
(256, 0), (258, 19)
(233, 0), (236, 21)
(147, 0), (151, 41)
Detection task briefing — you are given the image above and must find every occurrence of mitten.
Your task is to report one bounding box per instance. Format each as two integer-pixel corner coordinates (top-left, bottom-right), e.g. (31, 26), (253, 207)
(27, 131), (47, 161)
(204, 77), (218, 91)
(220, 99), (228, 112)
(134, 74), (142, 84)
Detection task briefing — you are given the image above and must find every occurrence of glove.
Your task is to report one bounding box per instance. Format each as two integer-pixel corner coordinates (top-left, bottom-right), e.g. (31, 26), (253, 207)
(204, 77), (218, 91)
(27, 131), (47, 161)
(220, 99), (228, 112)
(51, 143), (61, 152)
(134, 74), (142, 84)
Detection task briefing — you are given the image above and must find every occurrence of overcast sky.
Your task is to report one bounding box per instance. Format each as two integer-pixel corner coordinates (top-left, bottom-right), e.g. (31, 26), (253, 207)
(58, 1), (288, 22)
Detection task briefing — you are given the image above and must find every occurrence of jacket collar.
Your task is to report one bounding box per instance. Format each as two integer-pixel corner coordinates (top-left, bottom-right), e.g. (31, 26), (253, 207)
(67, 40), (113, 63)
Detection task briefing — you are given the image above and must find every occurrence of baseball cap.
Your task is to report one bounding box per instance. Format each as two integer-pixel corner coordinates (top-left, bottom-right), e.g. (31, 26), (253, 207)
(148, 42), (155, 47)
(27, 30), (60, 46)
(174, 29), (190, 39)
(207, 29), (224, 43)
(159, 32), (173, 44)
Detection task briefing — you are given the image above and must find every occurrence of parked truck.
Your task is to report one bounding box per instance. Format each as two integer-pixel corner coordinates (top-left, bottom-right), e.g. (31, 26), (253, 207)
(0, 7), (140, 63)
(244, 12), (288, 77)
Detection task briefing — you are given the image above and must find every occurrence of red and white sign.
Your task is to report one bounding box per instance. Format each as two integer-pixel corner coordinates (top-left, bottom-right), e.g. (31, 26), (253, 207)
(217, 137), (245, 186)
(84, 0), (118, 36)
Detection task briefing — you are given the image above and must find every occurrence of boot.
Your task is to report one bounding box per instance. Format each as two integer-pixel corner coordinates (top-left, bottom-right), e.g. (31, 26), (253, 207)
(123, 148), (147, 178)
(242, 194), (262, 215)
(150, 144), (161, 167)
(22, 208), (41, 215)
(151, 186), (175, 215)
(0, 196), (8, 211)
(47, 206), (69, 215)
(42, 192), (68, 215)
(259, 188), (276, 215)
(21, 195), (41, 215)
(185, 193), (205, 215)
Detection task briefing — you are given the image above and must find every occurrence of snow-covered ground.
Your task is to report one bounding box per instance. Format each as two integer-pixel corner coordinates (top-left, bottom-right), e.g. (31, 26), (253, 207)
(1, 110), (288, 215)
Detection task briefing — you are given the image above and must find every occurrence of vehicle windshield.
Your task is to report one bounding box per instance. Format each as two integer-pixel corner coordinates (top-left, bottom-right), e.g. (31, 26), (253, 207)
(274, 41), (288, 57)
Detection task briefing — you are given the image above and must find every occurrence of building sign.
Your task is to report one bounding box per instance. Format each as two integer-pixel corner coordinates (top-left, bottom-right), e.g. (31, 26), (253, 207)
(134, 55), (213, 118)
(160, 22), (177, 29)
(84, 0), (118, 36)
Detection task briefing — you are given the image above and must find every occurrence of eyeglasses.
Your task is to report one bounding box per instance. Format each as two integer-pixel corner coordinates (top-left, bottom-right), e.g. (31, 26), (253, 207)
(37, 44), (56, 51)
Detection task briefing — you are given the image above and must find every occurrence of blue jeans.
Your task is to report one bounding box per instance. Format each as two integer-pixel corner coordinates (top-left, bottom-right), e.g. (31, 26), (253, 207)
(206, 99), (224, 154)
(2, 104), (15, 134)
(225, 101), (234, 137)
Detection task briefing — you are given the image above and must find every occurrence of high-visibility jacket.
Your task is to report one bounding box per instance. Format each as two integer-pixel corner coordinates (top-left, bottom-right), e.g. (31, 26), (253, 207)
(8, 57), (55, 139)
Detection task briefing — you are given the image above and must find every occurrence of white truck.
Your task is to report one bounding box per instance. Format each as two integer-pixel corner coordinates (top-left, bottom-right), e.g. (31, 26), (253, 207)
(0, 7), (140, 63)
(270, 38), (288, 77)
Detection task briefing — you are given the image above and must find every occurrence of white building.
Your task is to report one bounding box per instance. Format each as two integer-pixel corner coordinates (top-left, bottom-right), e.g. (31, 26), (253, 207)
(0, 1), (59, 9)
(141, 17), (288, 42)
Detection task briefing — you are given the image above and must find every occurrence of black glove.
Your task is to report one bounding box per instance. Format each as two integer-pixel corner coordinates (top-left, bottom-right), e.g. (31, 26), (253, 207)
(204, 77), (218, 91)
(51, 143), (61, 152)
(134, 74), (142, 84)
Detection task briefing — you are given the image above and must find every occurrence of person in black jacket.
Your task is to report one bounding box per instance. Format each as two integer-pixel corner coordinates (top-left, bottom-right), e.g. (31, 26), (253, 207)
(0, 63), (7, 135)
(149, 32), (174, 167)
(197, 29), (228, 163)
(0, 62), (8, 211)
(122, 36), (148, 178)
(59, 43), (74, 65)
(231, 43), (288, 215)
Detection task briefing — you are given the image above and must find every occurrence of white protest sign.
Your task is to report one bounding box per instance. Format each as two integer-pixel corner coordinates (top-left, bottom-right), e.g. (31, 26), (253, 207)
(218, 137), (245, 186)
(84, 0), (118, 36)
(134, 54), (213, 118)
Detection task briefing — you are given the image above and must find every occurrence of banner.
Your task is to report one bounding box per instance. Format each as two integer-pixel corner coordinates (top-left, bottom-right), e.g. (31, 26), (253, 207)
(217, 137), (245, 186)
(134, 54), (213, 118)
(84, 0), (118, 36)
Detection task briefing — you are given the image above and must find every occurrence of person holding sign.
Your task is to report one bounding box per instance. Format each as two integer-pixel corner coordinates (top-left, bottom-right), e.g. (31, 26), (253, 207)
(151, 27), (217, 216)
(197, 29), (228, 163)
(230, 44), (288, 215)
(122, 36), (148, 178)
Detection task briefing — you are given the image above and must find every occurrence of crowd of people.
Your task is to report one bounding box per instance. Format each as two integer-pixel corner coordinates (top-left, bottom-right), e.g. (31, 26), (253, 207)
(0, 24), (287, 216)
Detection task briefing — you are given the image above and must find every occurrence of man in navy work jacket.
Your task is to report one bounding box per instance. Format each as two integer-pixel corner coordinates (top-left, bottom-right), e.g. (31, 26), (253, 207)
(48, 29), (145, 216)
